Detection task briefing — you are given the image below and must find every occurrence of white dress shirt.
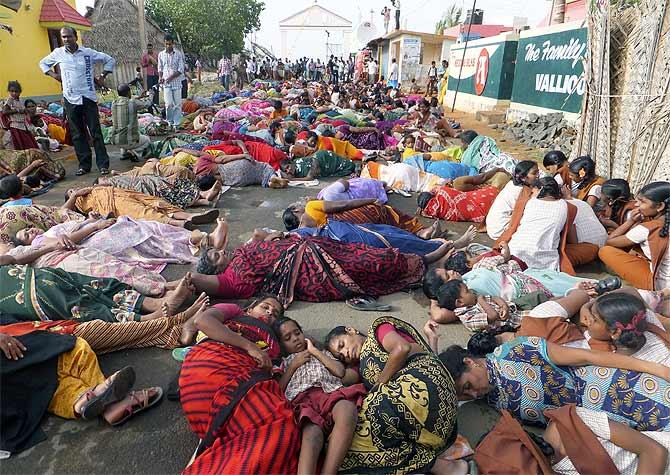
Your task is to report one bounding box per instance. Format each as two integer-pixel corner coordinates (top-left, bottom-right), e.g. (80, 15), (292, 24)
(157, 49), (185, 90)
(39, 46), (115, 105)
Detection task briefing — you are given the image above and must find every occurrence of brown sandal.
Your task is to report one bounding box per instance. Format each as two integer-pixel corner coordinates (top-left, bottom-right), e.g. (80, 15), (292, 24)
(103, 386), (164, 426)
(79, 366), (135, 420)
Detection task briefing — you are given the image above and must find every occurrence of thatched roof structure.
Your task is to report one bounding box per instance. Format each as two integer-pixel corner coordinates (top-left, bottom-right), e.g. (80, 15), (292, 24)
(574, 0), (670, 190)
(82, 0), (165, 85)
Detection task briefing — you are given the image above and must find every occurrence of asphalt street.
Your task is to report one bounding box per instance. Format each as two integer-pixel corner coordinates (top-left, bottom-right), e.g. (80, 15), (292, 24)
(1, 147), (607, 474)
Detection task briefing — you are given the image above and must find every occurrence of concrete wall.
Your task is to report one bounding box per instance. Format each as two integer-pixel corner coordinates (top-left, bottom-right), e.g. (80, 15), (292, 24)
(0, 0), (81, 98)
(445, 31), (518, 112)
(508, 21), (587, 123)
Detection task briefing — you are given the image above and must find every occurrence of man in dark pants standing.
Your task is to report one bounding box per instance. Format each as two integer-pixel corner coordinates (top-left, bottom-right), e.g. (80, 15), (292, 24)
(39, 27), (115, 176)
(141, 43), (159, 106)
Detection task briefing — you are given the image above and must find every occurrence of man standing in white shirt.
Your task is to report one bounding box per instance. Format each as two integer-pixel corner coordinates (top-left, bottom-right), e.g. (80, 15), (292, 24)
(388, 58), (399, 88)
(39, 27), (115, 176)
(157, 35), (185, 129)
(367, 59), (378, 85)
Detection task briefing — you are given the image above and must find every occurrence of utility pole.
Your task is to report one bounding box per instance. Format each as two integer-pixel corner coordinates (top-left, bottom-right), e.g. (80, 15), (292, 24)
(451, 0), (477, 112)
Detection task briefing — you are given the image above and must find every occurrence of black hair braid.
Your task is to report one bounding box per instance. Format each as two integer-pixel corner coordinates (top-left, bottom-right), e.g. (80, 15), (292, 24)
(662, 198), (670, 238)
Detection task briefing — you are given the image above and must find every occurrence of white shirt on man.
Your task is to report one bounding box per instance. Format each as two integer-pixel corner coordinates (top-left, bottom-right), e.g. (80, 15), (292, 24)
(39, 46), (115, 105)
(368, 61), (378, 75)
(389, 62), (398, 81)
(158, 49), (185, 90)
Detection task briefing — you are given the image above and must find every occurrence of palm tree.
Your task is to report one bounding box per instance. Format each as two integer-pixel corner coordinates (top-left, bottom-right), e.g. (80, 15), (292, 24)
(435, 4), (462, 34)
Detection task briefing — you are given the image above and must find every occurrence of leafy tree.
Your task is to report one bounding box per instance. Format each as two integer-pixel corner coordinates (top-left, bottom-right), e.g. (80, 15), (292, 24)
(146, 0), (264, 59)
(435, 4), (462, 34)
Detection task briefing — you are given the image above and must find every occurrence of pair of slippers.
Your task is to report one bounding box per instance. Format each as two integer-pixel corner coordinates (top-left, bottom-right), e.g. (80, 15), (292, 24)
(346, 296), (391, 312)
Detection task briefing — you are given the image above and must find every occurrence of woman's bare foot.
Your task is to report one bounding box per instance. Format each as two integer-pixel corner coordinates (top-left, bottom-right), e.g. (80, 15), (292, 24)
(452, 225), (477, 249)
(210, 218), (229, 250)
(178, 293), (209, 345)
(143, 275), (193, 319)
(203, 180), (222, 202)
(269, 177), (289, 188)
(418, 220), (443, 240)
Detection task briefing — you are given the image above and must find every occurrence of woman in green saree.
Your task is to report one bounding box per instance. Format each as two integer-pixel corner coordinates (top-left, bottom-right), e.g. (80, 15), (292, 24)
(0, 243), (193, 323)
(455, 130), (516, 191)
(279, 150), (355, 180)
(325, 316), (460, 474)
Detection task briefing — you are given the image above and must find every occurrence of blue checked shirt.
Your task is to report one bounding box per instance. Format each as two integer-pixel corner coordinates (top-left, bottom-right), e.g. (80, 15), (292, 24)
(39, 46), (115, 105)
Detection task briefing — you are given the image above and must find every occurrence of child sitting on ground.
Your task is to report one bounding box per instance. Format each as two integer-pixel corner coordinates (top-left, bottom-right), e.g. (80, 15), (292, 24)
(269, 99), (288, 121)
(274, 317), (366, 475)
(437, 278), (524, 332)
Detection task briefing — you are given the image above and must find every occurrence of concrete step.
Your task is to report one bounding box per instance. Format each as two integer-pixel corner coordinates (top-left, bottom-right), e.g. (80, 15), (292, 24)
(475, 110), (507, 125)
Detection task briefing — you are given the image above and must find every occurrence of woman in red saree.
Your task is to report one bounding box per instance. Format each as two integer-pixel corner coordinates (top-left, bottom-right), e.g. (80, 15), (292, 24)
(203, 140), (287, 170)
(417, 185), (499, 223)
(189, 235), (426, 307)
(179, 297), (300, 474)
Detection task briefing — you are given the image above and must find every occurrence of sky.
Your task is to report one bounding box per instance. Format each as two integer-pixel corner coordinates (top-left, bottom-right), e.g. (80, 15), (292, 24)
(76, 0), (551, 54)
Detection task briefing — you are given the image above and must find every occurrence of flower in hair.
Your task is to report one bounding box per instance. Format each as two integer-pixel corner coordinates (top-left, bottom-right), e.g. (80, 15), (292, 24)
(614, 310), (646, 335)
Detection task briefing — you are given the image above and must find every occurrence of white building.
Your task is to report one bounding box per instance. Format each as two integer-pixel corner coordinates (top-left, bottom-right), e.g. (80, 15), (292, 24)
(279, 2), (352, 60)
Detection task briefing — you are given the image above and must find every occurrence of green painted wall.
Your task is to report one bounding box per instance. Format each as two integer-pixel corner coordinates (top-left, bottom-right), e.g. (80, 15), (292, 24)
(511, 27), (588, 113)
(447, 38), (518, 100)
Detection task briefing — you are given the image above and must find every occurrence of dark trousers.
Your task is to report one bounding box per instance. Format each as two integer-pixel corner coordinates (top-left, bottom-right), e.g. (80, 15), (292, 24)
(181, 79), (188, 99)
(64, 97), (109, 172)
(146, 75), (159, 105)
(395, 9), (400, 30)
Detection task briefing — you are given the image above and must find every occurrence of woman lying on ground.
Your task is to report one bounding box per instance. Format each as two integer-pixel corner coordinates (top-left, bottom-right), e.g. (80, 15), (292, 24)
(179, 294), (301, 474)
(6, 216), (230, 295)
(599, 181), (670, 290)
(457, 130), (517, 190)
(475, 404), (669, 475)
(188, 234), (426, 307)
(439, 290), (670, 431)
(1, 333), (161, 455)
(283, 199), (444, 239)
(62, 186), (219, 229)
(324, 316), (460, 474)
(417, 181), (500, 223)
(317, 178), (388, 203)
(95, 174), (222, 209)
(0, 148), (65, 182)
(180, 147), (290, 189)
(0, 292), (209, 355)
(361, 160), (446, 193)
(0, 244), (194, 323)
(278, 150), (355, 180)
(112, 158), (195, 181)
(402, 152), (477, 182)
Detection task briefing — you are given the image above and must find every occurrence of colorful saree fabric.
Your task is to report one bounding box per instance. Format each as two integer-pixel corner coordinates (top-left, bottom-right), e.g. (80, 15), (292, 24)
(292, 150), (355, 178)
(74, 188), (183, 223)
(0, 148), (65, 181)
(362, 161), (445, 193)
(460, 135), (518, 175)
(403, 154), (476, 180)
(105, 176), (199, 209)
(487, 336), (670, 430)
(422, 185), (499, 223)
(228, 235), (425, 306)
(342, 316), (458, 474)
(317, 136), (363, 160)
(328, 204), (426, 234)
(295, 221), (441, 256)
(180, 319), (300, 474)
(0, 265), (144, 323)
(0, 205), (83, 243)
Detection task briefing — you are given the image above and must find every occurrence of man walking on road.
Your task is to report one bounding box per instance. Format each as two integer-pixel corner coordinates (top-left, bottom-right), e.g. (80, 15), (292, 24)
(157, 35), (185, 130)
(39, 27), (114, 176)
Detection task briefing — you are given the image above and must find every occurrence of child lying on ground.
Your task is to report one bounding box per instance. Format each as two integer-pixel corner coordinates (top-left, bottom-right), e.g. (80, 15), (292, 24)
(436, 279), (525, 331)
(274, 317), (366, 475)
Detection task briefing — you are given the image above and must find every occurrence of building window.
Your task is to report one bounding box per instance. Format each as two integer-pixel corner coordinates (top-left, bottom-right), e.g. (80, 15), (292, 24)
(47, 29), (63, 51)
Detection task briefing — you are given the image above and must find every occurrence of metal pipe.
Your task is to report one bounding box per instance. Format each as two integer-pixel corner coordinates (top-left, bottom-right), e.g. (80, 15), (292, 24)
(450, 0), (477, 113)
